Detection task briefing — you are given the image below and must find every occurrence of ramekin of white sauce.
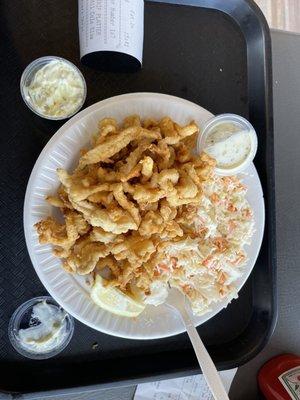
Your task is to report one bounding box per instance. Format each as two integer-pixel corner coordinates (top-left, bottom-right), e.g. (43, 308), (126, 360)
(8, 296), (74, 359)
(197, 114), (258, 175)
(20, 56), (86, 120)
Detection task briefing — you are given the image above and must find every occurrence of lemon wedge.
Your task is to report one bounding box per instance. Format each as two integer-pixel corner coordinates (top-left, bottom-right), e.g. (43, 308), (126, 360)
(91, 275), (145, 317)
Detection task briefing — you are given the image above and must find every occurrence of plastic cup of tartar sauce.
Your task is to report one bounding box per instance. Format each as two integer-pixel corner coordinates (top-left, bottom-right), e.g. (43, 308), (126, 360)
(20, 56), (87, 120)
(197, 113), (258, 175)
(8, 296), (74, 359)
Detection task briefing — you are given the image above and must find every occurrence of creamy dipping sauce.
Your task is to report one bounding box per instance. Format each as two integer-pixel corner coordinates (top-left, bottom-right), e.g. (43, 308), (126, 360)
(18, 301), (67, 353)
(25, 60), (85, 118)
(204, 122), (252, 169)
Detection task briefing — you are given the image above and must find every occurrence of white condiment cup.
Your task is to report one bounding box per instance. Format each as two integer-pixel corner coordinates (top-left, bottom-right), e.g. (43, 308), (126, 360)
(20, 56), (87, 120)
(197, 113), (258, 176)
(8, 296), (74, 359)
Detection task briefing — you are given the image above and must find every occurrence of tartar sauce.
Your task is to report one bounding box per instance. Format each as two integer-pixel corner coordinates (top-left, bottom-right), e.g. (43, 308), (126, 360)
(18, 301), (67, 353)
(25, 60), (85, 118)
(204, 122), (252, 169)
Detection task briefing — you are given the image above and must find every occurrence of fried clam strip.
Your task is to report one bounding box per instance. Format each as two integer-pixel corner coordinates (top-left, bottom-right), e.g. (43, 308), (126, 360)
(87, 191), (114, 206)
(57, 169), (111, 202)
(139, 156), (154, 180)
(95, 118), (118, 145)
(46, 186), (73, 209)
(64, 242), (109, 275)
(58, 170), (136, 234)
(138, 210), (164, 237)
(160, 121), (199, 145)
(123, 182), (165, 204)
(45, 196), (64, 208)
(191, 152), (216, 180)
(153, 167), (204, 207)
(90, 227), (117, 244)
(148, 141), (176, 170)
(97, 167), (122, 183)
(68, 199), (137, 234)
(159, 117), (179, 138)
(111, 235), (156, 268)
(96, 255), (121, 278)
(109, 260), (138, 290)
(119, 139), (153, 178)
(35, 210), (89, 258)
(80, 127), (161, 167)
(123, 114), (141, 128)
(134, 252), (166, 291)
(112, 183), (141, 226)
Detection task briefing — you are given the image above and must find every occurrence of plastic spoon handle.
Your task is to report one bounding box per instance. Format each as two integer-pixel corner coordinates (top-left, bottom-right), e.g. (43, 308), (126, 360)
(179, 305), (230, 400)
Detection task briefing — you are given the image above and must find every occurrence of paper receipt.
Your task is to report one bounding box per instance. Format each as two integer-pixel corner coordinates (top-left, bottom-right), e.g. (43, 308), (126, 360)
(134, 369), (237, 400)
(78, 0), (144, 64)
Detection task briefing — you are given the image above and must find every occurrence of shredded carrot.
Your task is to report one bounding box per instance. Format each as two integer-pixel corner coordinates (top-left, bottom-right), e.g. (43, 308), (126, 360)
(242, 208), (252, 219)
(202, 255), (217, 269)
(232, 253), (246, 265)
(227, 203), (237, 213)
(210, 193), (220, 203)
(229, 220), (237, 233)
(213, 237), (228, 252)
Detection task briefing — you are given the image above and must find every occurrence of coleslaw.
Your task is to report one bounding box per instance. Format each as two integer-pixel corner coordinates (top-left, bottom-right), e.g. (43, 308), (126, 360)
(144, 174), (254, 315)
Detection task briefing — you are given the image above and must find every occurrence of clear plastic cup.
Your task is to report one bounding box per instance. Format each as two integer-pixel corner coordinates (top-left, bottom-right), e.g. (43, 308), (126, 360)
(8, 296), (74, 359)
(20, 56), (87, 120)
(197, 113), (258, 175)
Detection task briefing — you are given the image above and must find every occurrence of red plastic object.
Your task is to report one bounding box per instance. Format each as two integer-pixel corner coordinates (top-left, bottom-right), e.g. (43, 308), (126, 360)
(258, 354), (300, 399)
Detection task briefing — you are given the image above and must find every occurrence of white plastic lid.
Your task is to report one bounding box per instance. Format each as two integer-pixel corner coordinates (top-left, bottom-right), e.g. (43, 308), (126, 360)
(197, 113), (258, 176)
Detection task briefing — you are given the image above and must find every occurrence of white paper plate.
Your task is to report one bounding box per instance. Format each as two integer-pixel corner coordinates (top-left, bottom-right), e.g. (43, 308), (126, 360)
(24, 93), (265, 340)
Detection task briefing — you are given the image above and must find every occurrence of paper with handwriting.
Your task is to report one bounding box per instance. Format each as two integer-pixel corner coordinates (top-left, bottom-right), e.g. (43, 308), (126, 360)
(78, 0), (144, 64)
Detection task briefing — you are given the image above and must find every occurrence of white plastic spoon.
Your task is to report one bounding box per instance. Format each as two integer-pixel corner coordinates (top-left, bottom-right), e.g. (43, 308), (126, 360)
(166, 287), (230, 400)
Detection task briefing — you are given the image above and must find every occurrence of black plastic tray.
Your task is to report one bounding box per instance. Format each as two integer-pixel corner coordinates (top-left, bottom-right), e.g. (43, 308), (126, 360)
(0, 0), (276, 395)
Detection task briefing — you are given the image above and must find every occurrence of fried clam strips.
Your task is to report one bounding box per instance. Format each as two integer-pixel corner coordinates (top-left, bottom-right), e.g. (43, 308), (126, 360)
(35, 210), (89, 258)
(79, 126), (161, 167)
(94, 118), (118, 146)
(138, 199), (179, 237)
(57, 169), (112, 203)
(112, 183), (141, 226)
(59, 173), (140, 233)
(111, 234), (156, 270)
(123, 169), (179, 205)
(192, 152), (216, 180)
(134, 251), (166, 292)
(96, 255), (121, 279)
(46, 186), (73, 209)
(118, 139), (152, 174)
(57, 168), (133, 204)
(110, 235), (156, 289)
(67, 198), (138, 234)
(154, 168), (202, 207)
(123, 181), (165, 205)
(64, 240), (110, 275)
(138, 209), (183, 239)
(148, 141), (176, 171)
(160, 121), (199, 145)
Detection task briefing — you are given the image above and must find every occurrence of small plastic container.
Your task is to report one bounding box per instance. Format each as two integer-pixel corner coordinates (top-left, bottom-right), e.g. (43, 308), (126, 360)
(20, 56), (87, 120)
(197, 113), (258, 175)
(8, 296), (74, 359)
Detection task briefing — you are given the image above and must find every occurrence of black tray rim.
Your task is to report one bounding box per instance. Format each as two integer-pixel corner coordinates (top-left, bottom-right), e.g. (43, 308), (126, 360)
(1, 0), (277, 395)
(148, 0), (277, 365)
